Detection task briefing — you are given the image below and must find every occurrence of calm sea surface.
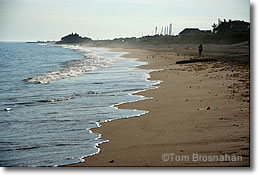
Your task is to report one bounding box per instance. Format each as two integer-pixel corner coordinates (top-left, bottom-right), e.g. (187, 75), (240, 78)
(0, 42), (157, 167)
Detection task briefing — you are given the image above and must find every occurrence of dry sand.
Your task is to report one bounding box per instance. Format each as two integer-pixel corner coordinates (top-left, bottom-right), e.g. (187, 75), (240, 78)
(67, 44), (250, 167)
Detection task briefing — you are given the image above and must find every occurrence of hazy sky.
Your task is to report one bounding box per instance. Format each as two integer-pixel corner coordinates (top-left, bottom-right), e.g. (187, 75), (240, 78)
(0, 0), (250, 41)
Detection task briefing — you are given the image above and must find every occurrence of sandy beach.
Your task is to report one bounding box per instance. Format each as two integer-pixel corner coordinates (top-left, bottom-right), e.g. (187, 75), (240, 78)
(0, 0), (251, 168)
(67, 43), (250, 167)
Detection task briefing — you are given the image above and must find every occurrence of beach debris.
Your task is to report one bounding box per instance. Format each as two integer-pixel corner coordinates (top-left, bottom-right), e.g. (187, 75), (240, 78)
(109, 160), (114, 163)
(197, 106), (211, 111)
(233, 124), (239, 127)
(185, 99), (189, 102)
(176, 58), (217, 64)
(4, 107), (12, 111)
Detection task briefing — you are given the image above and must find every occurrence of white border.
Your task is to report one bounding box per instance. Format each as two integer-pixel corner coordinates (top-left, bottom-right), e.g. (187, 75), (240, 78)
(0, 0), (256, 174)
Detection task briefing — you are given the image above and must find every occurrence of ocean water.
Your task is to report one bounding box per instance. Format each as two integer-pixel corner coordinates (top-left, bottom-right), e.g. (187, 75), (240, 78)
(0, 42), (158, 167)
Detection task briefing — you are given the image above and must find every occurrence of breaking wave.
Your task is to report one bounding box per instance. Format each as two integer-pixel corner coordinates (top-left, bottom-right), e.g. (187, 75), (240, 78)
(24, 45), (113, 84)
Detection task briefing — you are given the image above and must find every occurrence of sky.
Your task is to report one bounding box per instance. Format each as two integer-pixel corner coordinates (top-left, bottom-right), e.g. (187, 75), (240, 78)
(0, 0), (250, 41)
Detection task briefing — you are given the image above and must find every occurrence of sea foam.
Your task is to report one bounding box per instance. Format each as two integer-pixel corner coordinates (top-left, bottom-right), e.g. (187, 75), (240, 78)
(24, 45), (113, 84)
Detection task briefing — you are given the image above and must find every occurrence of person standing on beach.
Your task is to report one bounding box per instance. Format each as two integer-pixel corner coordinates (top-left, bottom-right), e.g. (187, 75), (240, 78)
(198, 44), (203, 56)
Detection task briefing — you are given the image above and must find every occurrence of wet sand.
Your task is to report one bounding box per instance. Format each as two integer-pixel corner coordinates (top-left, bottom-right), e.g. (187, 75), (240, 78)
(68, 44), (250, 167)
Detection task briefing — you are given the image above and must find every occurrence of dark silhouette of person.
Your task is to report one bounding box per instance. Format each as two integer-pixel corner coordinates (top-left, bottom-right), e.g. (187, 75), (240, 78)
(198, 44), (203, 56)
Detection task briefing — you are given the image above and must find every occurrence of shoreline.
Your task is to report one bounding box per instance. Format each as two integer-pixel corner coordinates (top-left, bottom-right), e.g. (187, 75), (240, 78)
(58, 46), (161, 167)
(67, 44), (250, 167)
(69, 48), (162, 166)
